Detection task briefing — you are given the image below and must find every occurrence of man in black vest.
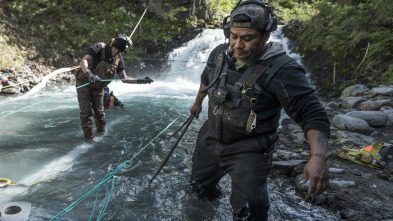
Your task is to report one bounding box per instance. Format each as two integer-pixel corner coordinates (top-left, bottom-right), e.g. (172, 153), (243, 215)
(76, 34), (153, 141)
(189, 1), (330, 220)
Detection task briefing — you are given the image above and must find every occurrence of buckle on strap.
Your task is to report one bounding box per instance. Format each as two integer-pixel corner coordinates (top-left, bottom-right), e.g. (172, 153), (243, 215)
(213, 106), (219, 115)
(234, 82), (242, 90)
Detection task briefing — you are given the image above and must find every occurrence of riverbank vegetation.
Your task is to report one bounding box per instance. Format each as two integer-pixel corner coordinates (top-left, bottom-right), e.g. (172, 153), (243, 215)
(0, 0), (238, 69)
(274, 0), (393, 91)
(1, 0), (392, 92)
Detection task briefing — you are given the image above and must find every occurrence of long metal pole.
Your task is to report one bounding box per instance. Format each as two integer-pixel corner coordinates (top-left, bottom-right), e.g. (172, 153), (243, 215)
(167, 114), (193, 139)
(150, 114), (195, 183)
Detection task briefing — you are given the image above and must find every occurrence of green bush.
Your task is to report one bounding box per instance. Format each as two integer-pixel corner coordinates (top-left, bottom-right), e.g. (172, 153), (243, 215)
(280, 0), (393, 88)
(382, 64), (393, 84)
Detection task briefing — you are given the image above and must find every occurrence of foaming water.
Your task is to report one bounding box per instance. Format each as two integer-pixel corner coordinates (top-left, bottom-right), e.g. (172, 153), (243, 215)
(166, 29), (226, 83)
(270, 26), (303, 65)
(0, 28), (338, 220)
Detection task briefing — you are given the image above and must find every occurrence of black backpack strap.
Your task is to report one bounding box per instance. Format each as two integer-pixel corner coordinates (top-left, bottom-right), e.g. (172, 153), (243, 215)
(212, 44), (227, 79)
(100, 43), (106, 60)
(242, 53), (293, 108)
(261, 54), (294, 89)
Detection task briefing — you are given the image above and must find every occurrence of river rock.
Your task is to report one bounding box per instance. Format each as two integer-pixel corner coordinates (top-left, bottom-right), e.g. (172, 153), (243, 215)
(295, 173), (309, 192)
(330, 179), (356, 187)
(1, 76), (9, 85)
(29, 75), (41, 85)
(1, 80), (19, 94)
(386, 110), (393, 124)
(345, 111), (388, 127)
(376, 99), (393, 108)
(341, 208), (357, 219)
(351, 169), (362, 176)
(381, 106), (393, 112)
(336, 130), (377, 147)
(332, 114), (374, 135)
(1, 87), (20, 94)
(341, 97), (367, 109)
(271, 160), (307, 176)
(371, 85), (393, 96)
(341, 84), (369, 98)
(358, 100), (381, 111)
(275, 150), (303, 161)
(325, 101), (340, 109)
(329, 168), (345, 173)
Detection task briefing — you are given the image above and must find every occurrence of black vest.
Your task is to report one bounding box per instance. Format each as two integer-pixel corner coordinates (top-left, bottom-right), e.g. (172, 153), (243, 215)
(76, 43), (120, 88)
(206, 44), (293, 143)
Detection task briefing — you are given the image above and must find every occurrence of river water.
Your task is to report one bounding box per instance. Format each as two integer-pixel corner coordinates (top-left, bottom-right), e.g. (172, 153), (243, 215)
(0, 28), (339, 220)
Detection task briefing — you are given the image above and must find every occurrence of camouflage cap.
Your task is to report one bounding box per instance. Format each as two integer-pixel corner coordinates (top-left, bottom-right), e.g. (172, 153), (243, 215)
(230, 3), (270, 30)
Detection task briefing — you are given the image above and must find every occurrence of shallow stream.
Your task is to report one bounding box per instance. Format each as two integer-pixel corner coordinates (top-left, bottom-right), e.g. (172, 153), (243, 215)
(0, 28), (338, 220)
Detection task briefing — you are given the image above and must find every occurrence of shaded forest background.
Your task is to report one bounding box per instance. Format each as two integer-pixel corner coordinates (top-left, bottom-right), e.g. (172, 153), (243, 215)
(0, 0), (392, 93)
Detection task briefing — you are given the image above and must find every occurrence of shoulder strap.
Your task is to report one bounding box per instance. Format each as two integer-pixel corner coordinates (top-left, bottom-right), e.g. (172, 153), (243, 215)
(234, 45), (269, 90)
(261, 54), (293, 89)
(213, 44), (226, 79)
(100, 42), (120, 67)
(100, 43), (106, 61)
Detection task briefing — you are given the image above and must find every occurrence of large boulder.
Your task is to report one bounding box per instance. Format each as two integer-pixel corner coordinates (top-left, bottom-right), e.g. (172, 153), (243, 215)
(1, 86), (20, 94)
(358, 100), (381, 111)
(341, 84), (369, 98)
(376, 99), (393, 108)
(345, 111), (388, 127)
(385, 110), (393, 124)
(371, 85), (393, 96)
(332, 114), (374, 135)
(341, 97), (367, 109)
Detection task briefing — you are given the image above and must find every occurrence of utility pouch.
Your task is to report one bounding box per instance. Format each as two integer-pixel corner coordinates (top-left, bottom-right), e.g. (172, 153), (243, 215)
(211, 87), (229, 103)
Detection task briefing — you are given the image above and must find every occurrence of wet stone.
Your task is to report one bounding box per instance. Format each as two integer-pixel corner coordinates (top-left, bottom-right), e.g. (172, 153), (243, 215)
(271, 160), (307, 176)
(350, 169), (362, 176)
(329, 168), (345, 173)
(330, 179), (356, 188)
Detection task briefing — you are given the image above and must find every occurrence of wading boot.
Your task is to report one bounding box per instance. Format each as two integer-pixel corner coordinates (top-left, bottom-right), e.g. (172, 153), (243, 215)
(96, 125), (105, 136)
(83, 128), (94, 141)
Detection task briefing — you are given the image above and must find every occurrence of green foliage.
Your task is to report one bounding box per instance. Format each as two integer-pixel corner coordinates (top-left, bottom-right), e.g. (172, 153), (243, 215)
(271, 0), (320, 23)
(382, 64), (393, 84)
(208, 0), (238, 20)
(2, 0), (193, 67)
(3, 0), (391, 90)
(368, 28), (393, 62)
(276, 0), (296, 9)
(282, 0), (393, 88)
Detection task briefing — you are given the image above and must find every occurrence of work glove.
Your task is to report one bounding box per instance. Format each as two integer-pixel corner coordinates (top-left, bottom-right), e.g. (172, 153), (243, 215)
(85, 71), (101, 84)
(137, 76), (153, 84)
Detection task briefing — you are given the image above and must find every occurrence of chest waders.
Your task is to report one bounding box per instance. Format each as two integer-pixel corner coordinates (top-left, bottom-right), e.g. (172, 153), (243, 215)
(76, 43), (120, 89)
(207, 44), (293, 142)
(76, 43), (120, 140)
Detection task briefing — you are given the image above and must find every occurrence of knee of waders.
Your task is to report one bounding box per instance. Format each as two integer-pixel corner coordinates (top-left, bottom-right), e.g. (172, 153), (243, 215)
(233, 203), (251, 221)
(189, 180), (222, 201)
(233, 202), (269, 221)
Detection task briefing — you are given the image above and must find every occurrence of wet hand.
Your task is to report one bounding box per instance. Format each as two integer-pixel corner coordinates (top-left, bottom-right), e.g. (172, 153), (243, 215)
(300, 156), (329, 197)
